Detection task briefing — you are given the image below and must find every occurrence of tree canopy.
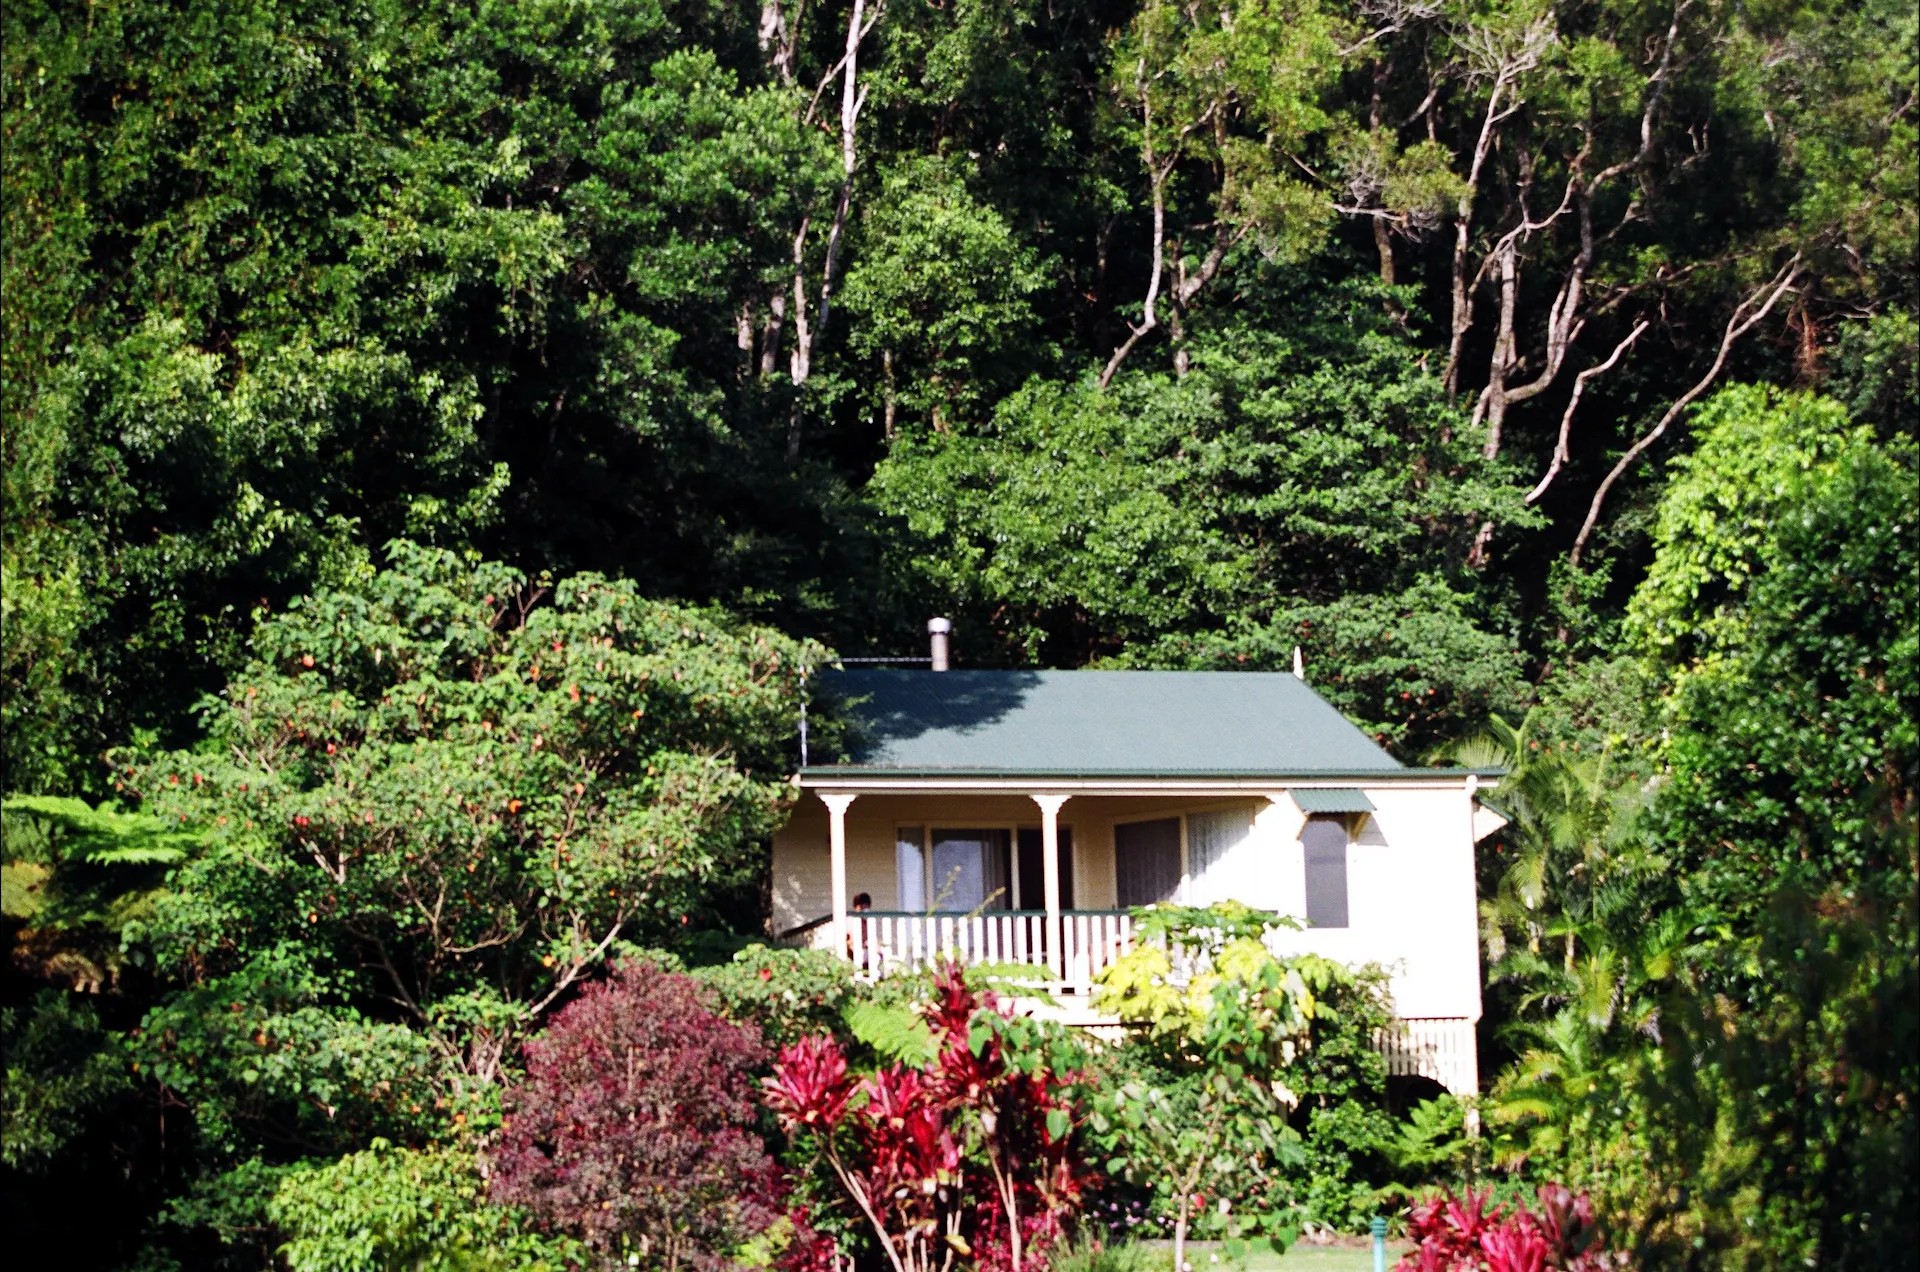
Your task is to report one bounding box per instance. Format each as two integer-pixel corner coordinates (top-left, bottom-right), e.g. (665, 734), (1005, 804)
(2, 0), (1913, 1263)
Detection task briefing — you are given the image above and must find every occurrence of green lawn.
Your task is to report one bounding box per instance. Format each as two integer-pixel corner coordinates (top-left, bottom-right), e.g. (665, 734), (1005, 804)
(1261, 1246), (1401, 1271)
(1144, 1240), (1408, 1272)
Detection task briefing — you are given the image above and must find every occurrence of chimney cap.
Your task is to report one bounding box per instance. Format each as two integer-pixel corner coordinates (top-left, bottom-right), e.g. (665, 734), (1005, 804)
(927, 617), (952, 634)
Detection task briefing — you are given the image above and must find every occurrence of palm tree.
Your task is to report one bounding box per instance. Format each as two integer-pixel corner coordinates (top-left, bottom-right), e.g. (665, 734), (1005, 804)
(1445, 712), (1644, 974)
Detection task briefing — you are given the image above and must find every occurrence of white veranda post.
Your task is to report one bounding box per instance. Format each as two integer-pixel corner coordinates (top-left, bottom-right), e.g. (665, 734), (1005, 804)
(823, 793), (858, 957)
(1032, 794), (1070, 979)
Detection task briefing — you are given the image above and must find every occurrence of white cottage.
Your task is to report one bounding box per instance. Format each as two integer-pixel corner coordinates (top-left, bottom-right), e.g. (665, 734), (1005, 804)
(771, 659), (1505, 1096)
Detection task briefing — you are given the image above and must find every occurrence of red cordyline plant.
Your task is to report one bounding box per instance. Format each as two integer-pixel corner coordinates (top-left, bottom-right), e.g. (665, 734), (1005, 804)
(763, 962), (1085, 1272)
(1397, 1184), (1618, 1272)
(491, 961), (780, 1271)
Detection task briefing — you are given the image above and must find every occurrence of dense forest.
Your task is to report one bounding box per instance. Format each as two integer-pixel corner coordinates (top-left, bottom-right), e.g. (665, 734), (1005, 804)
(2, 0), (1914, 1267)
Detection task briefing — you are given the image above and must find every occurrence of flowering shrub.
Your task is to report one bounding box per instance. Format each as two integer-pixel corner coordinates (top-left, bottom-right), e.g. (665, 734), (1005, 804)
(491, 961), (780, 1269)
(763, 962), (1087, 1272)
(1398, 1184), (1615, 1272)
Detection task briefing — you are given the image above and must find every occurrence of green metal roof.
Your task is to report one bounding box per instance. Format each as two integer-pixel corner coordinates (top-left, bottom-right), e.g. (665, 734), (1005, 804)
(1290, 788), (1378, 813)
(815, 670), (1403, 776)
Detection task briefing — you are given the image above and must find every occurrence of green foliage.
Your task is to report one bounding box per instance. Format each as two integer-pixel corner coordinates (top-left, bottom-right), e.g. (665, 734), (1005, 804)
(1478, 396), (1918, 1266)
(693, 945), (869, 1052)
(1088, 904), (1403, 1245)
(1626, 387), (1874, 664)
(1638, 393), (1916, 908)
(268, 1141), (578, 1272)
(843, 1000), (938, 1068)
(1094, 903), (1321, 1073)
(0, 992), (137, 1171)
(841, 158), (1052, 429)
(1106, 0), (1343, 314)
(0, 0), (843, 792)
(1, 796), (195, 867)
(127, 944), (451, 1158)
(1136, 577), (1530, 755)
(1, 794), (198, 989)
(1, 545), (820, 1264)
(1386, 1097), (1474, 1180)
(874, 282), (1532, 669)
(1088, 1071), (1304, 1256)
(1629, 415), (1918, 1264)
(1446, 711), (1651, 972)
(1045, 1236), (1164, 1272)
(2, 0), (1914, 1257)
(126, 542), (819, 1075)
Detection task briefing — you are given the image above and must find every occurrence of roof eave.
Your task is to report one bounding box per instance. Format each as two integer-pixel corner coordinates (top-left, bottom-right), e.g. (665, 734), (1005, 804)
(797, 765), (1506, 783)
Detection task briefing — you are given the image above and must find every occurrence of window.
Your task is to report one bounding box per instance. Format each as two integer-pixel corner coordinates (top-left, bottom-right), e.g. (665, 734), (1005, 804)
(1186, 807), (1253, 906)
(1115, 817), (1182, 907)
(1014, 826), (1074, 911)
(1302, 816), (1350, 928)
(922, 828), (1011, 912)
(895, 826), (926, 910)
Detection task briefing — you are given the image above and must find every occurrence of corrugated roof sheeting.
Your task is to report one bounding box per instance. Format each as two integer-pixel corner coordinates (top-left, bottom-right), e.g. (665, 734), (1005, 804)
(821, 669), (1403, 776)
(1290, 788), (1378, 813)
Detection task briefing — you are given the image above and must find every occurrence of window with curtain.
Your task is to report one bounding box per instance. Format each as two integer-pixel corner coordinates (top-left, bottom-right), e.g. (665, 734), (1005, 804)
(928, 829), (1012, 912)
(1302, 816), (1350, 928)
(1115, 817), (1182, 907)
(1186, 807), (1253, 906)
(895, 826), (926, 910)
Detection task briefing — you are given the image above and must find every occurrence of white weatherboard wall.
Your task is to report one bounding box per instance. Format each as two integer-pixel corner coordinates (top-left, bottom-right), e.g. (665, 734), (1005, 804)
(770, 786), (1484, 1029)
(1261, 786), (1483, 1024)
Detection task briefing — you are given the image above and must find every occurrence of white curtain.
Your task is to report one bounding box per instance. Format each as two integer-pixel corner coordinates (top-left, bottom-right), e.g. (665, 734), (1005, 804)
(896, 827), (926, 910)
(928, 829), (1012, 912)
(1187, 807), (1253, 906)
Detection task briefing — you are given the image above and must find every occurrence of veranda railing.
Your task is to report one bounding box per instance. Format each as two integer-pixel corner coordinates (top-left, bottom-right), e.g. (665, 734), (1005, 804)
(779, 909), (1139, 992)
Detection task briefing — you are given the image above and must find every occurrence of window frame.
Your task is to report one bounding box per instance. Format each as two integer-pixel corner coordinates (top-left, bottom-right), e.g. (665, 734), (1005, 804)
(894, 821), (1079, 912)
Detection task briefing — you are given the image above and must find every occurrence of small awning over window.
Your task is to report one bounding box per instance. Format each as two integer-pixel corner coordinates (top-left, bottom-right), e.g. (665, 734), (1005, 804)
(1290, 788), (1376, 814)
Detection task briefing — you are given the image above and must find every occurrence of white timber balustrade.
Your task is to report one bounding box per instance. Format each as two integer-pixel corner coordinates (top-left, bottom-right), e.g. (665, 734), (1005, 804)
(816, 910), (1139, 989)
(1374, 1017), (1480, 1097)
(1060, 910), (1137, 991)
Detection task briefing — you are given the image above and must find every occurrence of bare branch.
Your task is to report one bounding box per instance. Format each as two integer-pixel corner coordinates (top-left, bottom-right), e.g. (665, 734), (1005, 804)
(1100, 77), (1169, 390)
(1526, 319), (1650, 504)
(1570, 255), (1803, 566)
(526, 913), (629, 1020)
(786, 0), (880, 458)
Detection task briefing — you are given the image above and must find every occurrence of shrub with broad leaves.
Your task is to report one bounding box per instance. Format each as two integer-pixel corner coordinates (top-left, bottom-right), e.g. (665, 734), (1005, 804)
(763, 961), (1087, 1272)
(691, 945), (867, 1050)
(491, 961), (780, 1269)
(1398, 1184), (1616, 1272)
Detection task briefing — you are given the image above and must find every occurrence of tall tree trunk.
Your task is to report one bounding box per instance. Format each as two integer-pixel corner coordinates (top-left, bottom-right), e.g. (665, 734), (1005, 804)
(1442, 76), (1507, 397)
(1098, 146), (1170, 389)
(784, 0), (876, 460)
(1374, 216), (1396, 287)
(882, 348), (896, 438)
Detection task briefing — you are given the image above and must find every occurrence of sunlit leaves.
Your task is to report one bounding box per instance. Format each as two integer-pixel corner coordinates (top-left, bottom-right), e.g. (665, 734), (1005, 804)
(125, 541), (822, 1067)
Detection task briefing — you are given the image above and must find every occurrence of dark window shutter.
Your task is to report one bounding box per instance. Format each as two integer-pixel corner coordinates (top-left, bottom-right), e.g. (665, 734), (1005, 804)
(1116, 818), (1182, 907)
(1303, 817), (1349, 928)
(983, 828), (1011, 910)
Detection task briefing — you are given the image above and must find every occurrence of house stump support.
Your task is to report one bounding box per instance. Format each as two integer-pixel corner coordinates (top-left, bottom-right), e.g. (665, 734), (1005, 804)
(1031, 794), (1071, 982)
(822, 793), (859, 957)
